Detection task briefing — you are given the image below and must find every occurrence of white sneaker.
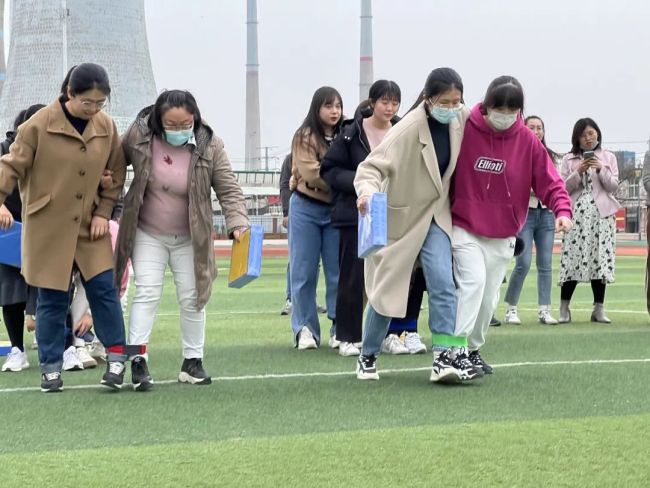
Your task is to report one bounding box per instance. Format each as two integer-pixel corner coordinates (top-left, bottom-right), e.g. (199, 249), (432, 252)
(62, 345), (84, 371)
(31, 335), (38, 350)
(328, 335), (340, 349)
(297, 326), (317, 350)
(87, 341), (107, 362)
(538, 309), (559, 325)
(338, 341), (360, 357)
(1, 347), (29, 372)
(404, 332), (427, 354)
(504, 308), (521, 325)
(76, 346), (97, 369)
(381, 334), (409, 355)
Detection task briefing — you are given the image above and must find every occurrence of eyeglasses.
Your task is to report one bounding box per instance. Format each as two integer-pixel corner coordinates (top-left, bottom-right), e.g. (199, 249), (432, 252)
(163, 124), (194, 131)
(429, 98), (463, 109)
(80, 100), (108, 110)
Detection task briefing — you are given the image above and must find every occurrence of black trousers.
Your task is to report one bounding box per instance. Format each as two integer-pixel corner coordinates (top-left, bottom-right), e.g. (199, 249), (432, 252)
(335, 226), (364, 343)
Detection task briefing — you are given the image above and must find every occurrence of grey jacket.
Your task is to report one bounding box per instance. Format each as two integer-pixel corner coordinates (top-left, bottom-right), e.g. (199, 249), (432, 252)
(114, 106), (248, 309)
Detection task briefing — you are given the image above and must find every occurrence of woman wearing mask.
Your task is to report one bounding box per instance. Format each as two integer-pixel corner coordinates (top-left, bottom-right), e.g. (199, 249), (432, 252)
(504, 115), (562, 325)
(451, 76), (573, 375)
(0, 104), (44, 372)
(289, 86), (343, 350)
(557, 118), (619, 323)
(115, 90), (248, 391)
(320, 80), (401, 357)
(354, 68), (480, 383)
(0, 63), (128, 392)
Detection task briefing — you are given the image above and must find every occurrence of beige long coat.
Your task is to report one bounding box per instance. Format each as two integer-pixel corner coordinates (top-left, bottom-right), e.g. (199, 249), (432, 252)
(354, 102), (468, 317)
(0, 100), (125, 291)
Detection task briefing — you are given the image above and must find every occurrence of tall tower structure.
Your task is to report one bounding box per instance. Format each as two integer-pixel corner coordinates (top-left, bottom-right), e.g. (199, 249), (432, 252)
(359, 0), (373, 102)
(0, 0), (157, 133)
(245, 0), (261, 170)
(0, 0), (8, 95)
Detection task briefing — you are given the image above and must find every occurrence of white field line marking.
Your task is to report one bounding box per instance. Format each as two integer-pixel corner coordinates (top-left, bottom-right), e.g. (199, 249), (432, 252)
(150, 308), (648, 317)
(2, 358), (650, 394)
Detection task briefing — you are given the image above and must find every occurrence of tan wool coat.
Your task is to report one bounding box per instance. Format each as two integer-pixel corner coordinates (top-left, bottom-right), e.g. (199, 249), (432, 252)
(0, 100), (126, 291)
(114, 108), (249, 310)
(354, 102), (468, 318)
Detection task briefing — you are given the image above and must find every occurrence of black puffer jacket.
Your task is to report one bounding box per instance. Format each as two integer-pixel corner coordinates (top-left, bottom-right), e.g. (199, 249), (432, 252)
(0, 131), (22, 221)
(321, 114), (398, 227)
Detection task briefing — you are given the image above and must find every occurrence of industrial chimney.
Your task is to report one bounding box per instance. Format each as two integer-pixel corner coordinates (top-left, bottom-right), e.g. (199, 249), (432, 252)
(359, 0), (373, 102)
(245, 0), (261, 170)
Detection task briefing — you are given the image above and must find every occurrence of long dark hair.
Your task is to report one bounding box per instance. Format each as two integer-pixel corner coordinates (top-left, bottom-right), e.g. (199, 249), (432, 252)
(296, 86), (343, 144)
(482, 75), (524, 114)
(525, 115), (559, 162)
(408, 68), (464, 112)
(148, 89), (204, 137)
(59, 63), (111, 101)
(356, 79), (401, 119)
(570, 117), (602, 156)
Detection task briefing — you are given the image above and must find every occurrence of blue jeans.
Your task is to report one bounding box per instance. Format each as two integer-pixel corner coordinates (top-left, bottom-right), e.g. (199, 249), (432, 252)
(36, 269), (126, 373)
(362, 221), (457, 356)
(505, 207), (555, 306)
(285, 262), (291, 300)
(289, 193), (339, 345)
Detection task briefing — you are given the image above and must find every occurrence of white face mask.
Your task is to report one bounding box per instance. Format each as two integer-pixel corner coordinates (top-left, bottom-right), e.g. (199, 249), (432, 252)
(487, 110), (518, 131)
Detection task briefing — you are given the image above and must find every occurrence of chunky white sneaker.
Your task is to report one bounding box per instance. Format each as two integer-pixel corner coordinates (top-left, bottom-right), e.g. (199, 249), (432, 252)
(338, 342), (360, 357)
(381, 334), (409, 355)
(62, 346), (84, 371)
(87, 341), (107, 362)
(297, 326), (317, 350)
(76, 346), (97, 369)
(328, 335), (340, 349)
(538, 309), (559, 325)
(404, 332), (427, 354)
(504, 308), (522, 325)
(1, 347), (29, 372)
(280, 299), (292, 316)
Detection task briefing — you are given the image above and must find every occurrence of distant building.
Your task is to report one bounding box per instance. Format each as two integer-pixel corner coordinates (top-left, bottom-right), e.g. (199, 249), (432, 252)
(0, 0), (157, 133)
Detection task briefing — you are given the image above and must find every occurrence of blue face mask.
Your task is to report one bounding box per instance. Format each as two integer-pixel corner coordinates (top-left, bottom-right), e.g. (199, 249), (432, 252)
(164, 127), (194, 147)
(429, 104), (461, 124)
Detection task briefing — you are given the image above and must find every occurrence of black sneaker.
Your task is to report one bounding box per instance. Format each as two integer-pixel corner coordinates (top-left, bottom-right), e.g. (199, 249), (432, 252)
(131, 356), (154, 391)
(178, 358), (212, 385)
(101, 361), (125, 390)
(430, 349), (461, 384)
(356, 354), (379, 380)
(41, 371), (63, 393)
(489, 315), (502, 327)
(451, 348), (484, 381)
(468, 350), (493, 375)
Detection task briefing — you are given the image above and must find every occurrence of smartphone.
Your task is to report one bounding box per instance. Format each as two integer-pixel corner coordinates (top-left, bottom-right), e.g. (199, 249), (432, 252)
(583, 150), (595, 160)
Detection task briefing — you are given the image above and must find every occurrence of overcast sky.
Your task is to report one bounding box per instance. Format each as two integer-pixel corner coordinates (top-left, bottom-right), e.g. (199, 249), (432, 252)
(5, 1), (650, 169)
(142, 0), (650, 169)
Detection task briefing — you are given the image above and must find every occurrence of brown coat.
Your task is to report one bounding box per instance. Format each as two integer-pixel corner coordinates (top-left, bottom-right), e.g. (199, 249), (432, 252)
(114, 108), (248, 310)
(0, 100), (126, 291)
(354, 102), (468, 317)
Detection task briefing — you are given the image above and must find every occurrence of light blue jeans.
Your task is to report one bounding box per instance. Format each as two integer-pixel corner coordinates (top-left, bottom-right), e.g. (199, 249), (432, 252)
(361, 221), (458, 357)
(504, 206), (555, 307)
(289, 193), (339, 345)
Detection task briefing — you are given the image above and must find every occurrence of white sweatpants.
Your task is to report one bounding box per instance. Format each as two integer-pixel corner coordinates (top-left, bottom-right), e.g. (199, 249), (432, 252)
(129, 228), (206, 359)
(452, 226), (515, 351)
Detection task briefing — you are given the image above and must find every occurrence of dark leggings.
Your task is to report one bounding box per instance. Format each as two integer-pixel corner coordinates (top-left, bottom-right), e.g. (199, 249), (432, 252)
(2, 302), (26, 351)
(560, 280), (606, 304)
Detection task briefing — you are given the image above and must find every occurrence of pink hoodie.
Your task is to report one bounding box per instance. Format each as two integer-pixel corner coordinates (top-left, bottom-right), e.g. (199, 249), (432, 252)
(451, 104), (572, 238)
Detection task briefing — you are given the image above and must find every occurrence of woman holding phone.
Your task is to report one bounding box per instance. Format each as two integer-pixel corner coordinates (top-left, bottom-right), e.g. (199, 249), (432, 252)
(557, 118), (620, 323)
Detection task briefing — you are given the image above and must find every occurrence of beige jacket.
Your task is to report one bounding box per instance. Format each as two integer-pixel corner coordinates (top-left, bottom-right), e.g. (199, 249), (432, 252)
(291, 128), (331, 203)
(354, 102), (468, 317)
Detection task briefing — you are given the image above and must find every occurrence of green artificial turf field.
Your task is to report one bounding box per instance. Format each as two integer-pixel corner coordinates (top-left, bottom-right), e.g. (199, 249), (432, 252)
(1, 255), (649, 487)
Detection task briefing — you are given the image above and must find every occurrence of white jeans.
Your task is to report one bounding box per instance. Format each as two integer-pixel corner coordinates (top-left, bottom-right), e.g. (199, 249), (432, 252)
(129, 228), (206, 359)
(452, 226), (515, 351)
